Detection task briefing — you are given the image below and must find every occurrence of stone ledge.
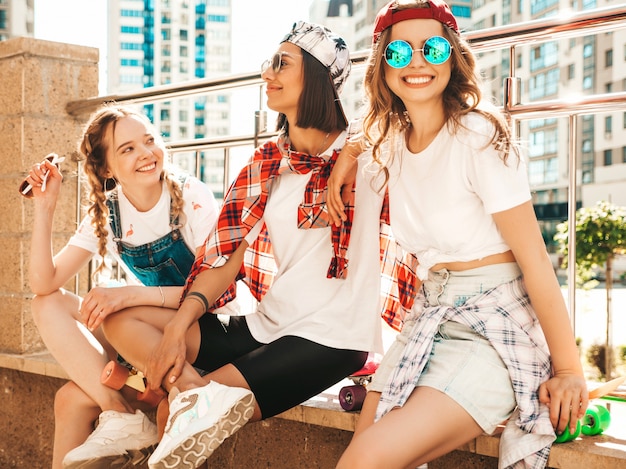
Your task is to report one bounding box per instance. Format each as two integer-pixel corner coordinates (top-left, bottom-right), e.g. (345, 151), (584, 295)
(4, 352), (626, 468)
(276, 390), (360, 432)
(0, 351), (68, 380)
(278, 390), (626, 469)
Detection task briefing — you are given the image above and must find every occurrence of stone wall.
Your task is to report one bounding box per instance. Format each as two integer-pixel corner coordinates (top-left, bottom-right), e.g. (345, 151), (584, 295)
(0, 36), (98, 467)
(0, 37), (98, 355)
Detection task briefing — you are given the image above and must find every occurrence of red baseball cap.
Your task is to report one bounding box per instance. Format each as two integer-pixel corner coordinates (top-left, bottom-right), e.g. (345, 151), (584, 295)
(373, 0), (459, 44)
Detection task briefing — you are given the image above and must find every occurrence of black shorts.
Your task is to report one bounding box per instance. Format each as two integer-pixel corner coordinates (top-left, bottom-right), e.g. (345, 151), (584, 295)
(193, 313), (368, 419)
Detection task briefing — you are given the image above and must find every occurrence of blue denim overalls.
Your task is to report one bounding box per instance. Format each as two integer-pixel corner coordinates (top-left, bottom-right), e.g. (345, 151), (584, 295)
(106, 181), (195, 287)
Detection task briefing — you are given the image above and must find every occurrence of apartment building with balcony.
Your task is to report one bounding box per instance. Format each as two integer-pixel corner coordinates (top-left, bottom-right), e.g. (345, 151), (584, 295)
(0, 0), (33, 41)
(471, 0), (626, 252)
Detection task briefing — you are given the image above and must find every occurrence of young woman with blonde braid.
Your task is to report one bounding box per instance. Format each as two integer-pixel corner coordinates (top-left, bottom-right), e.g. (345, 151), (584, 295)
(25, 104), (221, 468)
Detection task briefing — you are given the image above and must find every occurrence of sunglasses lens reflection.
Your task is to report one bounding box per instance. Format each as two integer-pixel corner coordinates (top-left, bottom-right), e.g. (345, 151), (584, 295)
(272, 53), (282, 73)
(423, 36), (451, 65)
(385, 40), (412, 68)
(261, 52), (282, 74)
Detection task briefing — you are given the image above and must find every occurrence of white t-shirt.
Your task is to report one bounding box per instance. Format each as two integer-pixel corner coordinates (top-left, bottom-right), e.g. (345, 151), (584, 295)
(242, 133), (384, 354)
(380, 112), (531, 280)
(69, 175), (219, 278)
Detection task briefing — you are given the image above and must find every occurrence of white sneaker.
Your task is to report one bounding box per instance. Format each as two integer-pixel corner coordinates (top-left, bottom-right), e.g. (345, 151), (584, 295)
(148, 381), (255, 469)
(63, 409), (158, 468)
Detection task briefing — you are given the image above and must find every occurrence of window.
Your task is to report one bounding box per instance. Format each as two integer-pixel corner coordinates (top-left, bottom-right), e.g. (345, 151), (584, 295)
(528, 158), (558, 185)
(604, 149), (612, 166)
(623, 146), (626, 164)
(121, 42), (143, 50)
(529, 68), (560, 99)
(568, 64), (574, 80)
(452, 5), (471, 18)
(605, 49), (613, 67)
(582, 0), (597, 10)
(208, 14), (228, 22)
(121, 26), (141, 33)
(544, 42), (558, 67)
(120, 59), (141, 67)
(583, 44), (593, 58)
(605, 115), (613, 133)
(606, 83), (612, 93)
(529, 129), (558, 157)
(121, 9), (143, 17)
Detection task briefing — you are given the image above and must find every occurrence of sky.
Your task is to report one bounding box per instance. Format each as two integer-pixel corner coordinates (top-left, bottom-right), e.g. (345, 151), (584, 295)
(33, 0), (314, 93)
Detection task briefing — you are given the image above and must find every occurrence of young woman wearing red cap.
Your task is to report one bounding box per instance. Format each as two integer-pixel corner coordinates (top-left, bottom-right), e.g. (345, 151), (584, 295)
(328, 1), (587, 468)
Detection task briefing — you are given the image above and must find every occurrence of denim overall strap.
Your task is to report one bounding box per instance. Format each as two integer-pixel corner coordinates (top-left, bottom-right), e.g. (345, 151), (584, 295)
(105, 180), (195, 286)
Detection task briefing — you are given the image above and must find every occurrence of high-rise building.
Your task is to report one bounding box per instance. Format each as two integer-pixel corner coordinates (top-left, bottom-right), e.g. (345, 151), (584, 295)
(108, 0), (232, 198)
(0, 0), (34, 41)
(473, 0), (626, 253)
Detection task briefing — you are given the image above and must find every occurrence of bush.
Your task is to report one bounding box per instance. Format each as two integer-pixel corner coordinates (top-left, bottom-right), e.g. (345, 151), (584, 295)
(586, 344), (610, 379)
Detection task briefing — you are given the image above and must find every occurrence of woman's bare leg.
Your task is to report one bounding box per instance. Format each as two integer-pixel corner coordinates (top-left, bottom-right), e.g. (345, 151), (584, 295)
(353, 391), (381, 436)
(31, 290), (133, 414)
(336, 386), (484, 469)
(52, 382), (100, 469)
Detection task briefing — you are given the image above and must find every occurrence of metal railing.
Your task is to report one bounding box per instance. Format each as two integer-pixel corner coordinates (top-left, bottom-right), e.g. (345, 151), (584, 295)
(68, 5), (626, 327)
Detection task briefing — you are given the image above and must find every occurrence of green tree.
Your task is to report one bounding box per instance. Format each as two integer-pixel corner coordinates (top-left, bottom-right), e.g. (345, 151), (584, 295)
(555, 201), (626, 379)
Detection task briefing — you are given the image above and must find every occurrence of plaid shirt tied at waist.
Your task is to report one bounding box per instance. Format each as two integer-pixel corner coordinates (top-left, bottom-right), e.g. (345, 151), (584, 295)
(377, 277), (556, 469)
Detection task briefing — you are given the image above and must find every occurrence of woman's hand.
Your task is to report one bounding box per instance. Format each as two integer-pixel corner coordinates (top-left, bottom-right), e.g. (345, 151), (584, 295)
(145, 321), (188, 391)
(538, 373), (588, 436)
(327, 141), (362, 226)
(24, 155), (64, 202)
(80, 286), (130, 331)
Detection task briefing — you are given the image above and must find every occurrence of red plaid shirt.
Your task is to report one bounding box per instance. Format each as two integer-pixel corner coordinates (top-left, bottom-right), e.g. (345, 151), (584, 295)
(182, 136), (419, 333)
(378, 194), (419, 331)
(182, 136), (354, 311)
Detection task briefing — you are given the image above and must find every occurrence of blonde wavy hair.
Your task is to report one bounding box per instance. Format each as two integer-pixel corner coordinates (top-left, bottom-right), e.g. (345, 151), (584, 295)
(362, 0), (517, 186)
(78, 104), (185, 273)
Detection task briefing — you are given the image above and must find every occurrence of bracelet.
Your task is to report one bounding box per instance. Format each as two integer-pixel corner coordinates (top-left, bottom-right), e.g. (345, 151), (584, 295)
(157, 285), (165, 308)
(186, 291), (209, 312)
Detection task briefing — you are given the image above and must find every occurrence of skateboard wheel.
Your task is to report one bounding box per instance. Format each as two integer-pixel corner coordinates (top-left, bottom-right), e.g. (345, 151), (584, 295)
(339, 385), (367, 411)
(137, 386), (165, 407)
(555, 420), (581, 443)
(581, 404), (611, 436)
(101, 360), (129, 390)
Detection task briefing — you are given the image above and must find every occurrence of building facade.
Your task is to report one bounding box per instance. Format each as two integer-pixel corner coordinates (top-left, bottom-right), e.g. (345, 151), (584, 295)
(0, 0), (34, 41)
(471, 0), (626, 252)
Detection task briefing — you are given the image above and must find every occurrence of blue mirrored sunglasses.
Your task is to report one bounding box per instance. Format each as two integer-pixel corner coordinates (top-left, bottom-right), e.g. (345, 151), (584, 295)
(384, 36), (452, 68)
